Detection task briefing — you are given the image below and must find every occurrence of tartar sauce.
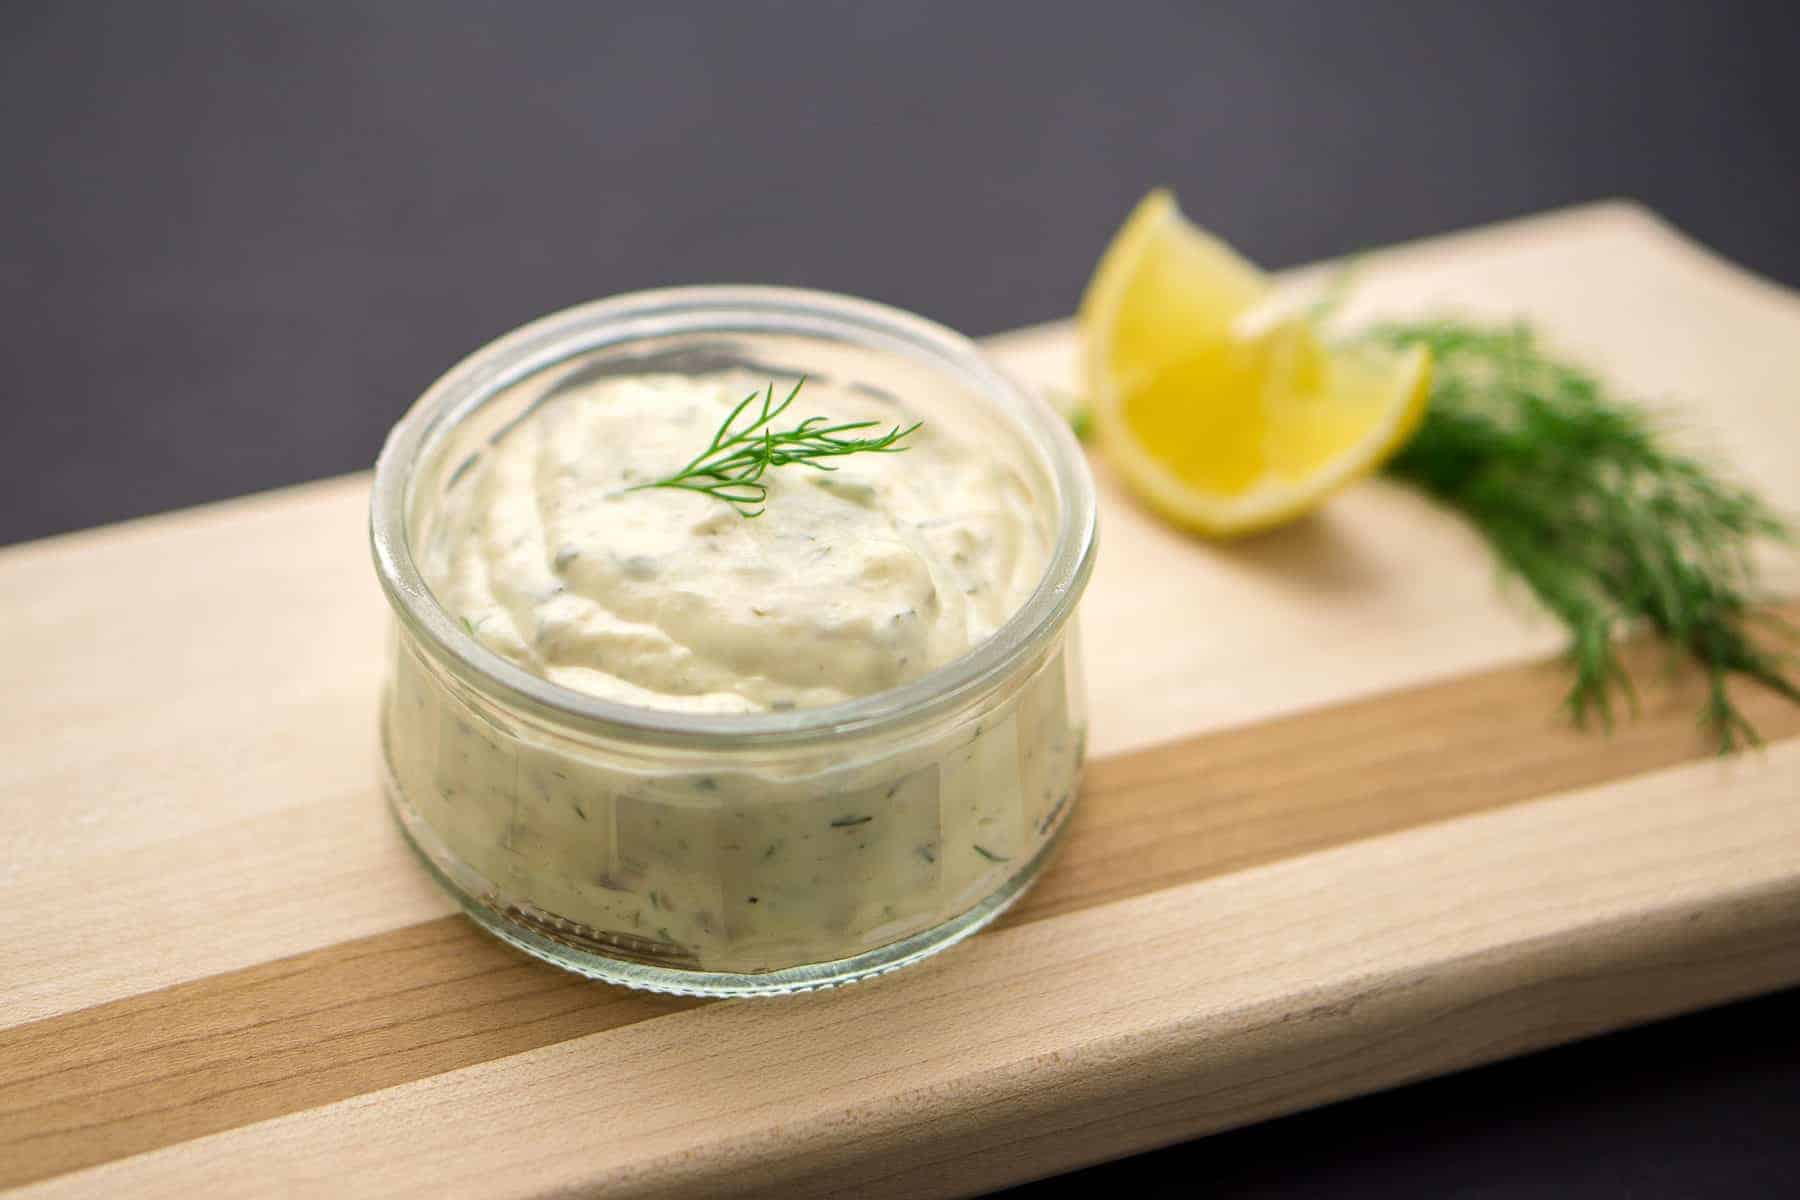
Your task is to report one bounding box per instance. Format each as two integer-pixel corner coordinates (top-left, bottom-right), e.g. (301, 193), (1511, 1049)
(421, 373), (1050, 711)
(384, 368), (1085, 979)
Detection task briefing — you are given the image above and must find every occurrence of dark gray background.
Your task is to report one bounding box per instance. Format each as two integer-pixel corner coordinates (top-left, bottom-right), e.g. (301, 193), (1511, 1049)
(6, 2), (1798, 1195)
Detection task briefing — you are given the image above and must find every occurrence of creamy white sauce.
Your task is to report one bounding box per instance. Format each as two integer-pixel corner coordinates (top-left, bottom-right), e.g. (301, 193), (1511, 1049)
(421, 374), (1048, 712)
(384, 369), (1084, 978)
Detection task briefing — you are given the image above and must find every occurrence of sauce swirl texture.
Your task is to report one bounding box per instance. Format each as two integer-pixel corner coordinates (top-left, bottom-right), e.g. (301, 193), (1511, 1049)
(384, 368), (1085, 981)
(423, 374), (1050, 712)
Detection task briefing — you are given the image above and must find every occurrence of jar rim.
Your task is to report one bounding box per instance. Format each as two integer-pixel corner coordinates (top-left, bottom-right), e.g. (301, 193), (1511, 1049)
(369, 285), (1098, 748)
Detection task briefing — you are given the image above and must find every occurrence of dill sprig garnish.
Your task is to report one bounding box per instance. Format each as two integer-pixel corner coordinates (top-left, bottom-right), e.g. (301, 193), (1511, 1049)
(1362, 319), (1797, 750)
(630, 378), (920, 517)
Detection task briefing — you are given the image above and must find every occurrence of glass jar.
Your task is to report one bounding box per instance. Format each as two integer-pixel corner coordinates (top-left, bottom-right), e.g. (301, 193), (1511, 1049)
(369, 287), (1097, 996)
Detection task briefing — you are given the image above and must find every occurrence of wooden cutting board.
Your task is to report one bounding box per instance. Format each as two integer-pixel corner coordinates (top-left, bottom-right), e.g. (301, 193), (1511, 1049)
(3, 202), (1798, 1198)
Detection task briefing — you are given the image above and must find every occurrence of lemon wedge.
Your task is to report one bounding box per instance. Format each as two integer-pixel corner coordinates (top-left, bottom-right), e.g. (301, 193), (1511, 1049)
(1079, 189), (1431, 536)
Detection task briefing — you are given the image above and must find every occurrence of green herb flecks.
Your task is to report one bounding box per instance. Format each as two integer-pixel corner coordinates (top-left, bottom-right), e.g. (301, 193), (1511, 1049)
(973, 844), (1011, 863)
(1068, 404), (1095, 443)
(1046, 386), (1095, 442)
(1363, 318), (1797, 751)
(630, 378), (921, 518)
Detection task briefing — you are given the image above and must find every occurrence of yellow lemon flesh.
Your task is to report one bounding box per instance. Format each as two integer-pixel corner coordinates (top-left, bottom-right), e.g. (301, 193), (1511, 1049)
(1079, 190), (1431, 537)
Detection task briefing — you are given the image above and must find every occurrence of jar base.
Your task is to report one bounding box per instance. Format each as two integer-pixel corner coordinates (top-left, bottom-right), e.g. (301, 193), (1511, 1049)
(385, 775), (1069, 998)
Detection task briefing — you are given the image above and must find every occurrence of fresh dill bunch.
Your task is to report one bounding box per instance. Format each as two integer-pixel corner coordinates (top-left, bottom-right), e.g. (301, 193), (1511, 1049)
(1361, 319), (1797, 750)
(630, 378), (921, 517)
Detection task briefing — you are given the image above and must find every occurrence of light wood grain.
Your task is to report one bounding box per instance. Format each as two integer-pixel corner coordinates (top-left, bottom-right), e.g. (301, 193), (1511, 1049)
(6, 616), (1793, 1188)
(7, 202), (1797, 1027)
(3, 201), (1800, 1196)
(0, 925), (701, 1188)
(0, 477), (455, 1025)
(19, 742), (1799, 1199)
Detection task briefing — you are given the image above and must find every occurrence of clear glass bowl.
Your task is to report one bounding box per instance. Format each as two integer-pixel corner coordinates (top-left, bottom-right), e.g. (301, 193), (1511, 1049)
(369, 287), (1097, 996)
